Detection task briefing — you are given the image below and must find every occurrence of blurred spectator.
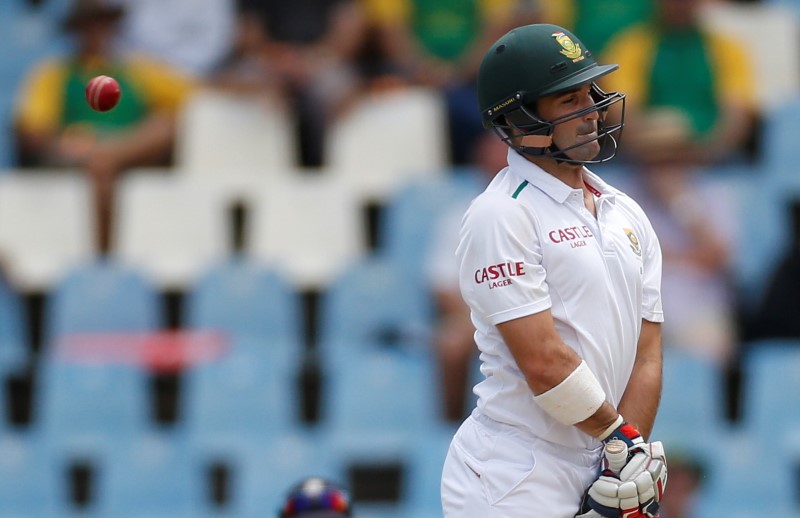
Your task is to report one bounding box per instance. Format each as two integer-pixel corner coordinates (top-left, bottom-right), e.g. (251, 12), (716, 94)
(112, 0), (237, 78)
(601, 0), (758, 166)
(206, 8), (281, 97)
(424, 132), (507, 422)
(278, 476), (353, 517)
(362, 0), (516, 87)
(239, 0), (368, 167)
(539, 0), (654, 56)
(593, 0), (755, 368)
(618, 167), (738, 367)
(363, 0), (541, 165)
(658, 449), (707, 518)
(13, 0), (194, 252)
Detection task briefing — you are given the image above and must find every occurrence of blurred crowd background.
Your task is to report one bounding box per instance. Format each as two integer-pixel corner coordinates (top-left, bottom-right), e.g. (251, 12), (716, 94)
(1, 0), (800, 517)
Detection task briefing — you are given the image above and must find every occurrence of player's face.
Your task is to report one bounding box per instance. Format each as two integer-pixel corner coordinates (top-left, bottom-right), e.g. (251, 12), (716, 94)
(536, 84), (601, 163)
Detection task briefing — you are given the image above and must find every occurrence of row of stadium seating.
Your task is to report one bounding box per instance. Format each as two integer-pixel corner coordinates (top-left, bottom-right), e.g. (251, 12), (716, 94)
(3, 308), (800, 516)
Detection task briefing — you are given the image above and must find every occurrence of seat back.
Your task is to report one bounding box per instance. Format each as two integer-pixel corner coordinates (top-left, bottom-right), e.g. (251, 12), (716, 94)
(0, 172), (95, 292)
(36, 360), (152, 447)
(245, 176), (366, 290)
(0, 432), (61, 516)
(0, 276), (27, 376)
(326, 88), (448, 201)
(379, 174), (482, 286)
(44, 259), (161, 347)
(182, 340), (300, 441)
(175, 90), (297, 196)
(740, 340), (800, 440)
(317, 257), (433, 361)
(652, 347), (729, 445)
(323, 349), (439, 438)
(112, 172), (229, 290)
(185, 257), (301, 348)
(96, 432), (206, 517)
(762, 96), (800, 175)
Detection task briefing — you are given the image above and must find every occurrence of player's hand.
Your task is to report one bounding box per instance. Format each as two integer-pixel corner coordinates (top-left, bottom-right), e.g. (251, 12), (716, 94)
(600, 420), (667, 510)
(575, 437), (667, 518)
(577, 472), (643, 517)
(617, 441), (668, 517)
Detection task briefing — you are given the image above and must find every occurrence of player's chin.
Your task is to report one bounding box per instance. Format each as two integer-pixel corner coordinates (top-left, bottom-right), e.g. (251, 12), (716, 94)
(564, 140), (601, 162)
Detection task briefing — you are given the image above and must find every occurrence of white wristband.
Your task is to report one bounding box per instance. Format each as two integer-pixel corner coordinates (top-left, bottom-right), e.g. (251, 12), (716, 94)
(598, 414), (625, 441)
(532, 360), (606, 426)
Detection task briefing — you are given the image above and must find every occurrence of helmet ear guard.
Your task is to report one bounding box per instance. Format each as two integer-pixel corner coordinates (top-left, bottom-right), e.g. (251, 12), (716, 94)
(486, 83), (626, 164)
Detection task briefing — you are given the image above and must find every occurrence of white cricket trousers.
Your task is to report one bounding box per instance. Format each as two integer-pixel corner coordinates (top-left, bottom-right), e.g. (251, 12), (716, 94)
(441, 412), (602, 518)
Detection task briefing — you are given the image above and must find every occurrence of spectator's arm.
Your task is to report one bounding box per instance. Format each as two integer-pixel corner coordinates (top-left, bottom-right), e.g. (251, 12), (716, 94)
(14, 60), (68, 163)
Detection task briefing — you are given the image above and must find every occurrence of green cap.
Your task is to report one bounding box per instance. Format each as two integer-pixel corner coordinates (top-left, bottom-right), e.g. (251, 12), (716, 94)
(477, 24), (618, 122)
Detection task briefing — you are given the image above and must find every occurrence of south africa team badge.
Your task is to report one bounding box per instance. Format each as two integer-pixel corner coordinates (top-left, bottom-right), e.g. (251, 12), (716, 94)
(623, 228), (642, 256)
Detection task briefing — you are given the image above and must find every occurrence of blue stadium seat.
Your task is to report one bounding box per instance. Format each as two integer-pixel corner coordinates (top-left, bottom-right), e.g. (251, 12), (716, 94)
(35, 360), (152, 452)
(317, 257), (434, 363)
(181, 338), (300, 443)
(0, 96), (14, 170)
(651, 347), (730, 445)
(762, 96), (800, 176)
(740, 340), (800, 441)
(730, 173), (789, 309)
(185, 257), (302, 362)
(43, 259), (162, 348)
(95, 431), (207, 518)
(693, 430), (796, 517)
(320, 348), (441, 472)
(379, 174), (482, 287)
(406, 424), (456, 518)
(0, 430), (71, 518)
(0, 275), (27, 376)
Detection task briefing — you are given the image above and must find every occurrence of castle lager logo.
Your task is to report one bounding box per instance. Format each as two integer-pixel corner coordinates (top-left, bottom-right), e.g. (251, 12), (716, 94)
(552, 32), (584, 62)
(474, 261), (525, 290)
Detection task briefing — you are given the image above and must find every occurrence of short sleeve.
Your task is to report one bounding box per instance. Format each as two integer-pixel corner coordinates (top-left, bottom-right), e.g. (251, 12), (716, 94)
(14, 59), (67, 134)
(599, 25), (655, 107)
(127, 54), (196, 112)
(638, 207), (664, 323)
(457, 192), (552, 325)
(707, 31), (757, 110)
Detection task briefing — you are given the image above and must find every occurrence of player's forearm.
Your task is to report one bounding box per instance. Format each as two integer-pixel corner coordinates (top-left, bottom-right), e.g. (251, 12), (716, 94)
(617, 321), (663, 440)
(617, 357), (661, 440)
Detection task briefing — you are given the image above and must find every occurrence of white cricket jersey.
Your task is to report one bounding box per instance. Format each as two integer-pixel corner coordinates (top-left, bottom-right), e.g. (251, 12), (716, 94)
(456, 149), (663, 450)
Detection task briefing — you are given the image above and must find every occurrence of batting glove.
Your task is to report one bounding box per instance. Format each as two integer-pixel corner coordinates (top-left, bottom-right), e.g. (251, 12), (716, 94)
(601, 420), (667, 514)
(602, 420), (645, 450)
(575, 428), (668, 518)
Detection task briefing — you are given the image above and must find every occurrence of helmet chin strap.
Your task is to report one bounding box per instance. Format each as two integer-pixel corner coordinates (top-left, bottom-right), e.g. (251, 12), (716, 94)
(515, 137), (592, 165)
(514, 124), (620, 165)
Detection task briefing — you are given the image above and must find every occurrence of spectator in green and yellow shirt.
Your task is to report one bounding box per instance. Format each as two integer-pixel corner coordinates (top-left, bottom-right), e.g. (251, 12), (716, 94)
(600, 0), (757, 167)
(13, 0), (194, 252)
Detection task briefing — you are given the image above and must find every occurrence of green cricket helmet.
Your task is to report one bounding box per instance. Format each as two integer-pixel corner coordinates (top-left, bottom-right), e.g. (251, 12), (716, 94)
(477, 23), (626, 164)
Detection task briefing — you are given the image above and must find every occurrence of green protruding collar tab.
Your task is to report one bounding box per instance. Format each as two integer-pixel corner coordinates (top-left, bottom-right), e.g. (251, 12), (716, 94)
(512, 180), (529, 199)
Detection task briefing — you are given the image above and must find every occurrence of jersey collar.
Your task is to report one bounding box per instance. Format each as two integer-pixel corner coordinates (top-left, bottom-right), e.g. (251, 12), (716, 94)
(507, 149), (617, 204)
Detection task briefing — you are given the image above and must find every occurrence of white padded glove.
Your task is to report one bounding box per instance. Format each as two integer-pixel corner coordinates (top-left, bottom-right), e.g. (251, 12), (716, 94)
(575, 439), (668, 518)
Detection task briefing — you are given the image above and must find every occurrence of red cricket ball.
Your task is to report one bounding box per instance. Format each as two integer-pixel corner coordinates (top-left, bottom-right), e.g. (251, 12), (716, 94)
(85, 75), (121, 112)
